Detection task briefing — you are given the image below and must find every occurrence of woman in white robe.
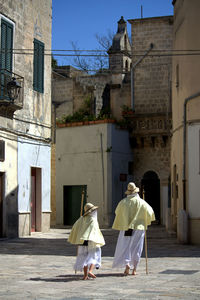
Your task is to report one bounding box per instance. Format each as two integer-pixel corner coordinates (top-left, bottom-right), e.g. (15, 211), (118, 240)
(68, 203), (105, 280)
(112, 228), (145, 275)
(112, 182), (155, 275)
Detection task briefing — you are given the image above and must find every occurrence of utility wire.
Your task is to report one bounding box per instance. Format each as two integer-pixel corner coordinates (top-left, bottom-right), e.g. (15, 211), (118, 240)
(1, 49), (200, 57)
(2, 48), (200, 52)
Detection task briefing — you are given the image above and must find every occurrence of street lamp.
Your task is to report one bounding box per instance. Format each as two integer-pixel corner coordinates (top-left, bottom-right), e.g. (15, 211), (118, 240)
(7, 77), (21, 101)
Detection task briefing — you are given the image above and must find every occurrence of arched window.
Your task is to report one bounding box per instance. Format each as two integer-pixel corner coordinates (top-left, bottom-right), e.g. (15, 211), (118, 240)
(124, 34), (127, 50)
(125, 60), (128, 72)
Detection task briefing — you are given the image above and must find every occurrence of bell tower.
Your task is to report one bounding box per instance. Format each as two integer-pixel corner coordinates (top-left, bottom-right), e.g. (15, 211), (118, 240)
(108, 16), (131, 74)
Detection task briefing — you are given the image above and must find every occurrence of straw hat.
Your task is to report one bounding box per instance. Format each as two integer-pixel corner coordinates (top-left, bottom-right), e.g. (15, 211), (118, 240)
(125, 182), (139, 195)
(83, 202), (98, 216)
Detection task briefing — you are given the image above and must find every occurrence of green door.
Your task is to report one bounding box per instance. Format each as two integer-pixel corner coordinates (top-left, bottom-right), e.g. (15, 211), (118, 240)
(63, 185), (87, 226)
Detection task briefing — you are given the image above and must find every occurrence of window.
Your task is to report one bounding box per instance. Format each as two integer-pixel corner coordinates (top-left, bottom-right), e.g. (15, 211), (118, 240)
(0, 17), (14, 100)
(0, 18), (13, 72)
(124, 34), (127, 50)
(33, 39), (44, 93)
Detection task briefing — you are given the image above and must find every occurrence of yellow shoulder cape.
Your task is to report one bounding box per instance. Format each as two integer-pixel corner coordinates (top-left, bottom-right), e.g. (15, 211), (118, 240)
(112, 194), (155, 231)
(68, 215), (105, 247)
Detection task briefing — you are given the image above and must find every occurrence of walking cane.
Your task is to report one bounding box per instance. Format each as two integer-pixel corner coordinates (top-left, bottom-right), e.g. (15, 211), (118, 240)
(75, 189), (85, 274)
(142, 189), (148, 275)
(80, 189), (85, 217)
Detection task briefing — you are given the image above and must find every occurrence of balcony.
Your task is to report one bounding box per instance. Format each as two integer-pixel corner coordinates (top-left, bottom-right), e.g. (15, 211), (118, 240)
(0, 69), (24, 118)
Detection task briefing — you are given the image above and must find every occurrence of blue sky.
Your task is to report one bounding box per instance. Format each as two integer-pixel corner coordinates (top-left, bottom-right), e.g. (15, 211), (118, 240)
(52, 0), (173, 65)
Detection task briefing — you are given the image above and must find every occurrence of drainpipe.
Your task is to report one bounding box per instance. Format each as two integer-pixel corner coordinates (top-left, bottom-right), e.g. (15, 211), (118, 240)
(131, 43), (154, 109)
(100, 133), (105, 222)
(183, 91), (200, 210)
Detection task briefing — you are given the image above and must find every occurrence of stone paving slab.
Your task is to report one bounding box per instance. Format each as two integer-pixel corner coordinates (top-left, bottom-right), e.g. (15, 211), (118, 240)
(0, 226), (200, 299)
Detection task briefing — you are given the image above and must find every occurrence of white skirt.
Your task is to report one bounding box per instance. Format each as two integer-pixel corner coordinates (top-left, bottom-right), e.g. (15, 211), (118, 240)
(74, 243), (102, 272)
(112, 229), (145, 270)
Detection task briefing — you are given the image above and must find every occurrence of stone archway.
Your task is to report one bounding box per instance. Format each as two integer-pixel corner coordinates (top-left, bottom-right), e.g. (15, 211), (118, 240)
(141, 171), (160, 222)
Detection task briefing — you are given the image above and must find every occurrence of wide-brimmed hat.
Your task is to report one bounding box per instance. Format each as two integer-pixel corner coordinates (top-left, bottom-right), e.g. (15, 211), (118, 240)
(83, 202), (98, 216)
(125, 182), (139, 195)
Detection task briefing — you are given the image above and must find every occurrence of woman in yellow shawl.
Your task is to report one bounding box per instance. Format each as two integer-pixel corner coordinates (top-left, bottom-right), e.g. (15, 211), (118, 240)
(112, 182), (155, 275)
(68, 203), (105, 280)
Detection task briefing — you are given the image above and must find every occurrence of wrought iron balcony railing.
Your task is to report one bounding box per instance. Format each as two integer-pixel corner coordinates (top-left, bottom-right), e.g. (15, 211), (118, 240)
(0, 69), (24, 108)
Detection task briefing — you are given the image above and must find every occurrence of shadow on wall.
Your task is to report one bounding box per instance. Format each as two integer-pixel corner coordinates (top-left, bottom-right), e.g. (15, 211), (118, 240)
(6, 186), (19, 238)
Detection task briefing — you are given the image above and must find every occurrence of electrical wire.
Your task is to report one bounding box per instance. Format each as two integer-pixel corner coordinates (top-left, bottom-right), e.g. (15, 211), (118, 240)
(2, 48), (200, 52)
(0, 132), (51, 146)
(1, 49), (200, 57)
(0, 125), (51, 144)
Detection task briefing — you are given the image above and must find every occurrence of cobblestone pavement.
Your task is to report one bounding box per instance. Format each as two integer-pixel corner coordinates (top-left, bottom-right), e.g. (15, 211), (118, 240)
(0, 226), (200, 300)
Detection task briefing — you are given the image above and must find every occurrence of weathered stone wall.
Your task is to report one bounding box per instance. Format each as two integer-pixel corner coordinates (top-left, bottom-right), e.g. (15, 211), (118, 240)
(52, 72), (74, 118)
(53, 69), (111, 119)
(75, 74), (110, 115)
(130, 16), (173, 114)
(110, 81), (131, 119)
(133, 136), (171, 186)
(127, 16), (173, 225)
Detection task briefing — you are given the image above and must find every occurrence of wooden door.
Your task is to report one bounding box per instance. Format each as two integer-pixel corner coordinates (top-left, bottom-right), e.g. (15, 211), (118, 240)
(31, 168), (36, 232)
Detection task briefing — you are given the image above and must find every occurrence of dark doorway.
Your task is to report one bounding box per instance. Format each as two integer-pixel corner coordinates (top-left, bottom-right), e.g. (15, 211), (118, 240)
(63, 185), (87, 226)
(31, 168), (41, 232)
(0, 172), (4, 237)
(141, 171), (160, 222)
(101, 84), (111, 116)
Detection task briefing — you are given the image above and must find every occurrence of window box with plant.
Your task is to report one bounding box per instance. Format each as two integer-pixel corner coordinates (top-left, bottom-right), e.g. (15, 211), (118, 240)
(121, 105), (134, 116)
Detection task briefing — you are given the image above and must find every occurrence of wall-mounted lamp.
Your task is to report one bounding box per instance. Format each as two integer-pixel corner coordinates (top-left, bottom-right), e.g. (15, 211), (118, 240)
(7, 77), (21, 101)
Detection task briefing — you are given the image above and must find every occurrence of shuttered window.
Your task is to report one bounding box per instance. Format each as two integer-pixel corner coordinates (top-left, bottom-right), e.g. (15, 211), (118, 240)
(33, 39), (44, 93)
(0, 18), (13, 72)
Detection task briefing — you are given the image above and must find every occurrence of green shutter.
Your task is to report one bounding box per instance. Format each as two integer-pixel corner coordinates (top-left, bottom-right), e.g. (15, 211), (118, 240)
(0, 19), (13, 71)
(33, 39), (44, 93)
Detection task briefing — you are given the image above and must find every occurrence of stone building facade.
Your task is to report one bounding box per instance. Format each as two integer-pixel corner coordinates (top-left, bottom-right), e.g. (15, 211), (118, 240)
(52, 17), (132, 121)
(52, 16), (173, 228)
(112, 16), (173, 225)
(52, 17), (133, 227)
(0, 0), (52, 237)
(171, 0), (200, 244)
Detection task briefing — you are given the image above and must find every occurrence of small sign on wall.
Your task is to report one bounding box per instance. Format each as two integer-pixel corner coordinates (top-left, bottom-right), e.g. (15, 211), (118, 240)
(120, 173), (127, 182)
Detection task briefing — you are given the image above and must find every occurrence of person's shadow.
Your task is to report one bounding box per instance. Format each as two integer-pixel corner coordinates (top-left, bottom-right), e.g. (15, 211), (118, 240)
(29, 273), (125, 283)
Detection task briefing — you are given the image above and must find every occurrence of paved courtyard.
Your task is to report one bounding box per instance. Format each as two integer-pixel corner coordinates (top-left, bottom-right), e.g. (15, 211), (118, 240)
(0, 226), (200, 299)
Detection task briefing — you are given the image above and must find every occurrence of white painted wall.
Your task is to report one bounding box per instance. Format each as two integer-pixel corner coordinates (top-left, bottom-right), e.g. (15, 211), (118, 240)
(56, 123), (133, 227)
(18, 138), (51, 213)
(188, 124), (200, 218)
(0, 135), (18, 236)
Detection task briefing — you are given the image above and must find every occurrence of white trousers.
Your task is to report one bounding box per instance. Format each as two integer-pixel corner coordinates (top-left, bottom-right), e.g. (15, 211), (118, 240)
(74, 244), (101, 272)
(112, 229), (145, 270)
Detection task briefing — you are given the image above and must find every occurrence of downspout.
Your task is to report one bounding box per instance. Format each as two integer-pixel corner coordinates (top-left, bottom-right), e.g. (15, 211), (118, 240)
(100, 133), (105, 223)
(183, 91), (200, 210)
(131, 43), (154, 109)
